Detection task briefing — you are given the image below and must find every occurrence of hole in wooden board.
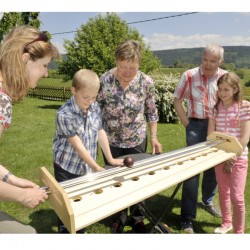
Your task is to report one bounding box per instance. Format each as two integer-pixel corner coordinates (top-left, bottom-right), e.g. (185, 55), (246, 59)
(72, 196), (82, 202)
(113, 182), (122, 187)
(94, 189), (103, 194)
(148, 171), (155, 175)
(131, 176), (139, 181)
(163, 166), (170, 170)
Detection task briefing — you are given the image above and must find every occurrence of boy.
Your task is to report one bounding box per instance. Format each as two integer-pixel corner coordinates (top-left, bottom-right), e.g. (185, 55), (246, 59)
(53, 69), (123, 233)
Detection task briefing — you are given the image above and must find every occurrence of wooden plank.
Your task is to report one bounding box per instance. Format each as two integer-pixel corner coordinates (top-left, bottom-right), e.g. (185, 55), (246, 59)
(39, 167), (76, 233)
(207, 131), (243, 156)
(40, 132), (243, 233)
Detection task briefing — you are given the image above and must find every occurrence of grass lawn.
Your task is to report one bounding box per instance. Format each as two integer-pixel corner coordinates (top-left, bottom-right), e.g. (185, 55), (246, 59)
(0, 97), (249, 234)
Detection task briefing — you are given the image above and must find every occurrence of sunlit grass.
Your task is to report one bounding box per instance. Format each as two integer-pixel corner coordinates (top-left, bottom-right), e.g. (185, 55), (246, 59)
(0, 97), (249, 234)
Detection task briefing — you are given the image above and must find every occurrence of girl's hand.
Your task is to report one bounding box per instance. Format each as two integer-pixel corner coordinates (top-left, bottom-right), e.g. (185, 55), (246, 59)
(223, 156), (237, 174)
(224, 164), (233, 174)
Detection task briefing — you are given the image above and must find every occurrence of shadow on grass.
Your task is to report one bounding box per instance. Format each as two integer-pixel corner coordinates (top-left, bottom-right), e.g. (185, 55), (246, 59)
(27, 191), (220, 234)
(141, 192), (220, 234)
(38, 104), (62, 110)
(144, 193), (181, 233)
(29, 209), (58, 233)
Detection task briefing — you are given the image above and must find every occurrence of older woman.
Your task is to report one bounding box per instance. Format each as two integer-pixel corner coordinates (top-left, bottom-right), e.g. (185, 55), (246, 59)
(97, 39), (162, 233)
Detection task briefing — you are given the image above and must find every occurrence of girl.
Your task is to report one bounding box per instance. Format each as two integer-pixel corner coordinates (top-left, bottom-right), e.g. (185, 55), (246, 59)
(0, 25), (59, 233)
(208, 72), (250, 234)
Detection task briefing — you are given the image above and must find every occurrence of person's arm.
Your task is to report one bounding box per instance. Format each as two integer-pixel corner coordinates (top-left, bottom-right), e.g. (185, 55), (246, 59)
(68, 135), (104, 172)
(207, 117), (216, 137)
(239, 120), (250, 149)
(173, 97), (189, 127)
(0, 164), (39, 188)
(0, 124), (4, 139)
(0, 180), (47, 208)
(98, 129), (123, 166)
(224, 119), (250, 174)
(148, 122), (162, 154)
(0, 166), (48, 208)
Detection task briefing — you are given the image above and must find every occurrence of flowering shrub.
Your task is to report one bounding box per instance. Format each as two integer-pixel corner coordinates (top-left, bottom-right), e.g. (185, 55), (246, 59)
(150, 71), (183, 123)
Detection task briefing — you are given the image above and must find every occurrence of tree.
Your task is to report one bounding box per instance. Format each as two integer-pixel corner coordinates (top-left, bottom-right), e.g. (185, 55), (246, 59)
(58, 13), (162, 80)
(0, 12), (40, 42)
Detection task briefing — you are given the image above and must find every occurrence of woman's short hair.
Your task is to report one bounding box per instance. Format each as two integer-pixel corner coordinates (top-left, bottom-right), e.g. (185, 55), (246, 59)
(115, 40), (141, 63)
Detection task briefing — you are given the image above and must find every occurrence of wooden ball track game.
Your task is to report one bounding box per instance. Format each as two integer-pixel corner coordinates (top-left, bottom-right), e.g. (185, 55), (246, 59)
(39, 132), (242, 233)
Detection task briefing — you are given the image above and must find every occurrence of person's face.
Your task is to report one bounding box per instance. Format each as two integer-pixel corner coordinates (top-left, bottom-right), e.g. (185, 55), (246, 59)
(116, 59), (139, 83)
(217, 81), (237, 105)
(71, 86), (99, 111)
(26, 55), (51, 88)
(202, 51), (223, 77)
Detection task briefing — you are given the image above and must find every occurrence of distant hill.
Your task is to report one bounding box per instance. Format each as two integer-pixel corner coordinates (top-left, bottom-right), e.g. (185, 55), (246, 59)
(49, 46), (250, 70)
(153, 46), (250, 68)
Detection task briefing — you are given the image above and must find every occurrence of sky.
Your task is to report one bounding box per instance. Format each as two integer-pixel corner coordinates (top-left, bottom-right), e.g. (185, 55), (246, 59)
(2, 0), (250, 55)
(37, 12), (250, 54)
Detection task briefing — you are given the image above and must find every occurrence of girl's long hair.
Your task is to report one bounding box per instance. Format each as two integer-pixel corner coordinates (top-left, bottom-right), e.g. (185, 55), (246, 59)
(0, 25), (59, 101)
(213, 72), (242, 117)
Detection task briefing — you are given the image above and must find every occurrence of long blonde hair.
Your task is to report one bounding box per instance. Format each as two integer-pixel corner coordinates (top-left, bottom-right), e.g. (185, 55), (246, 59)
(213, 72), (242, 116)
(0, 25), (59, 101)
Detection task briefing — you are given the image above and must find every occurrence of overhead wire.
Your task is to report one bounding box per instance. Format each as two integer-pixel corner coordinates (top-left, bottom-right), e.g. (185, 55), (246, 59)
(50, 12), (199, 36)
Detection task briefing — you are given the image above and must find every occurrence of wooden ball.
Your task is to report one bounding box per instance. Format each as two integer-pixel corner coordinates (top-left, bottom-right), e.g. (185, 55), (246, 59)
(123, 156), (134, 168)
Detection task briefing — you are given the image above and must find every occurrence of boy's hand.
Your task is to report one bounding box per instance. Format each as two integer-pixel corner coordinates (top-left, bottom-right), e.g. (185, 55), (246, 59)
(108, 158), (124, 167)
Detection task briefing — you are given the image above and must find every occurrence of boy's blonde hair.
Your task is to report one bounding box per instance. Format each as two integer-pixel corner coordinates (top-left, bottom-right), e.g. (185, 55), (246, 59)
(72, 69), (100, 91)
(0, 25), (59, 101)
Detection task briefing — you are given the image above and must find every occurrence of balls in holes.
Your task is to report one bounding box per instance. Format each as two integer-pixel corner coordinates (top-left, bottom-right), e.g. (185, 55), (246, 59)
(123, 156), (135, 168)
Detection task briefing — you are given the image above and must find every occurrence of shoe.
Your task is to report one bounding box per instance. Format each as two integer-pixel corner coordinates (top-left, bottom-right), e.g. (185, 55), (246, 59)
(181, 221), (194, 234)
(59, 225), (85, 234)
(111, 221), (123, 233)
(58, 225), (70, 233)
(214, 225), (233, 234)
(201, 202), (222, 218)
(132, 221), (147, 233)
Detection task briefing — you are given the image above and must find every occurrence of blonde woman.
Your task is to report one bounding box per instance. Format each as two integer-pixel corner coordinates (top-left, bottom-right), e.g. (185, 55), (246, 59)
(0, 25), (59, 233)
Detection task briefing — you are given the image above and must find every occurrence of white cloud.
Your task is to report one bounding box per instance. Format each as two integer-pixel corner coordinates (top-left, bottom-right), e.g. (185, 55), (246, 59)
(51, 41), (66, 54)
(55, 33), (250, 54)
(144, 33), (250, 50)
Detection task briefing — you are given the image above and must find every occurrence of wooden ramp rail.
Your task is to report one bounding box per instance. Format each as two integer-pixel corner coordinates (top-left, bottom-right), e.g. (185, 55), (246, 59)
(39, 132), (242, 233)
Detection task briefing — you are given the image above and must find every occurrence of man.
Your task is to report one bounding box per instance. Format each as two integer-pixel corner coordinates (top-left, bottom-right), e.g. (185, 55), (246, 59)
(173, 44), (226, 233)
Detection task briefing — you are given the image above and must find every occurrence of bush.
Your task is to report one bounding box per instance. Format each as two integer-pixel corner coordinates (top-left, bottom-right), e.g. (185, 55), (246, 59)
(245, 80), (250, 87)
(48, 69), (65, 79)
(150, 71), (181, 123)
(235, 69), (245, 79)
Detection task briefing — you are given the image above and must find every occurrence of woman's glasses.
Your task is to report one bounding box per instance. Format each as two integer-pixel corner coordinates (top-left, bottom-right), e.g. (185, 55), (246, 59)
(23, 31), (49, 52)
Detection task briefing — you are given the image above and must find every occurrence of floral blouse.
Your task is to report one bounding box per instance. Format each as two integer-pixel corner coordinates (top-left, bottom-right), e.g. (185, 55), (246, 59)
(0, 87), (12, 130)
(98, 69), (159, 148)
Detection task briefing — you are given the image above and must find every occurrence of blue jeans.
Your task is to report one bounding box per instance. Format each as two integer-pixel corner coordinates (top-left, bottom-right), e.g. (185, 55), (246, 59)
(181, 119), (217, 222)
